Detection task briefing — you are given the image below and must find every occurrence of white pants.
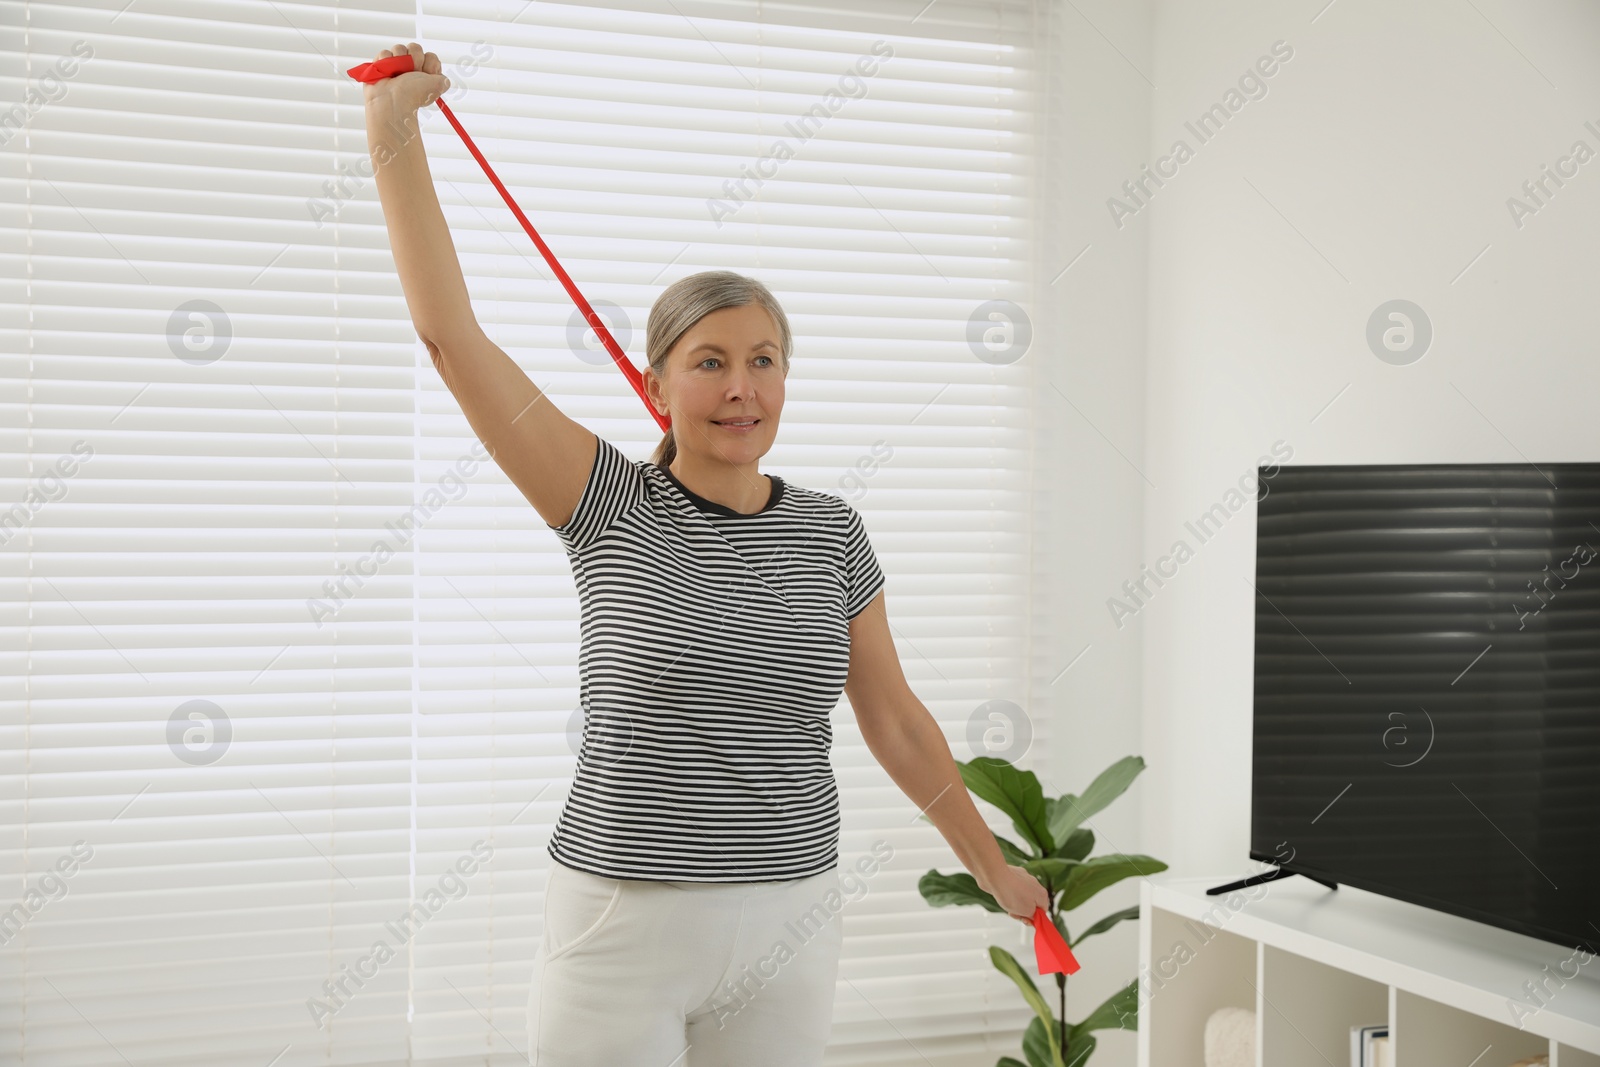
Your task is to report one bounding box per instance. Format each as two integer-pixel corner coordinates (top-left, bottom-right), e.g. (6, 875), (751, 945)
(526, 858), (844, 1066)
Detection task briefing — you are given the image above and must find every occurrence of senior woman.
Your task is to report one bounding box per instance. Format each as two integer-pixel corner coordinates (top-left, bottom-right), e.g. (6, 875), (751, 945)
(361, 42), (1048, 1067)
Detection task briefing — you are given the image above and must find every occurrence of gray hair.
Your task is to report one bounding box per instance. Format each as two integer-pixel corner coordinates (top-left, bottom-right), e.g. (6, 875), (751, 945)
(646, 270), (792, 466)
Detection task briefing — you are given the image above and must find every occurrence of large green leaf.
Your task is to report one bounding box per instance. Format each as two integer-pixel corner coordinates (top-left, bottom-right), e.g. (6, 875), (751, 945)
(998, 1059), (1030, 1067)
(1051, 827), (1094, 861)
(1070, 978), (1139, 1038)
(1062, 1031), (1098, 1067)
(1077, 756), (1146, 819)
(1022, 856), (1080, 891)
(1056, 854), (1168, 911)
(1046, 756), (1146, 843)
(1022, 1016), (1061, 1067)
(995, 833), (1037, 865)
(960, 756), (1054, 853)
(1069, 905), (1140, 948)
(919, 869), (1004, 912)
(989, 946), (1062, 1066)
(1045, 794), (1081, 850)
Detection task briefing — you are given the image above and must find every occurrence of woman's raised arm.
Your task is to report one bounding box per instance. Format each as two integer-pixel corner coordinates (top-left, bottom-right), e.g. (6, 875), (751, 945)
(363, 41), (597, 528)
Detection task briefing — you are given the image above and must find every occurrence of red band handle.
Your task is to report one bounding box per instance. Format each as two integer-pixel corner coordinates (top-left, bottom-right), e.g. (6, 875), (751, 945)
(347, 53), (669, 432)
(347, 54), (417, 83)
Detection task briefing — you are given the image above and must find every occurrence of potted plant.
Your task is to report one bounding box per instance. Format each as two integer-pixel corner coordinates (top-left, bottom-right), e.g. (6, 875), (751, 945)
(918, 755), (1166, 1067)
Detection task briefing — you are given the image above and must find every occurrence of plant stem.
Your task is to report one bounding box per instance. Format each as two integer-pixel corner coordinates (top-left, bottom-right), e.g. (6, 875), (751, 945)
(1059, 973), (1067, 1060)
(1054, 902), (1069, 1062)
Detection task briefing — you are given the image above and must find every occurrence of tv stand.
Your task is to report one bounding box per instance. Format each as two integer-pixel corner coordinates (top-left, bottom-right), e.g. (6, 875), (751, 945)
(1138, 873), (1600, 1066)
(1207, 864), (1339, 895)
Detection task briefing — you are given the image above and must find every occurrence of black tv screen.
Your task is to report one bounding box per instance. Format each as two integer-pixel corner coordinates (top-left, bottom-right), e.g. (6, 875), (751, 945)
(1250, 462), (1600, 952)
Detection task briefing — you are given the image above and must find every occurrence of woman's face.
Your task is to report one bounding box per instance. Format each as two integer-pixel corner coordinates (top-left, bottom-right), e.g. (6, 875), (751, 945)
(649, 303), (787, 463)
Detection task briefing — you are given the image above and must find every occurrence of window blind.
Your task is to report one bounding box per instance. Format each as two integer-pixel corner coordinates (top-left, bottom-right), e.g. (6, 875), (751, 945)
(1, 0), (1049, 1064)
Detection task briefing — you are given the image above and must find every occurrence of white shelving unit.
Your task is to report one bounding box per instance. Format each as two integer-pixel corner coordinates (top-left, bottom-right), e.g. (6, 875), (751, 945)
(1137, 874), (1600, 1067)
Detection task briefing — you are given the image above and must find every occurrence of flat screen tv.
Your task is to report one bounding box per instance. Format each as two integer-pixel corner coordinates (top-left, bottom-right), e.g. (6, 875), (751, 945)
(1249, 461), (1600, 953)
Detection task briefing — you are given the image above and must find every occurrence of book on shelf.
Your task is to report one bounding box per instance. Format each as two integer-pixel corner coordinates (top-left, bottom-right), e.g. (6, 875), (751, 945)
(1349, 1023), (1387, 1067)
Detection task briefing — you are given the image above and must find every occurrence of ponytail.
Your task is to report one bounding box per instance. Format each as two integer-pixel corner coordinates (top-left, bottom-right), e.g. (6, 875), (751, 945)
(651, 428), (677, 467)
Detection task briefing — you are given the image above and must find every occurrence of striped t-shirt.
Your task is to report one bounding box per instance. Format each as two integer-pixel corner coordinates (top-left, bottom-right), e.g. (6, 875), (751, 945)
(545, 434), (886, 882)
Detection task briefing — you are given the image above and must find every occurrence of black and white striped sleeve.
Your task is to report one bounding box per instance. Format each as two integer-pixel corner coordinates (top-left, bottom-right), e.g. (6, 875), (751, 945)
(546, 434), (647, 552)
(842, 503), (886, 620)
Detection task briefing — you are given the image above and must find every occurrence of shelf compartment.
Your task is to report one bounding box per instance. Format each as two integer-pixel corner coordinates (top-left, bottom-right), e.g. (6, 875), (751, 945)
(1144, 904), (1257, 1067)
(1259, 942), (1388, 1065)
(1394, 988), (1550, 1067)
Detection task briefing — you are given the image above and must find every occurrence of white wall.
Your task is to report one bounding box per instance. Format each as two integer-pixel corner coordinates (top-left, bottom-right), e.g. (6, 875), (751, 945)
(1136, 0), (1600, 884)
(1032, 2), (1153, 1065)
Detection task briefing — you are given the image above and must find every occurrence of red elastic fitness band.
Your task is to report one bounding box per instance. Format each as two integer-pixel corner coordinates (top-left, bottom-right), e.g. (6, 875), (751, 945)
(351, 50), (1081, 984)
(1033, 905), (1081, 976)
(347, 52), (670, 433)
